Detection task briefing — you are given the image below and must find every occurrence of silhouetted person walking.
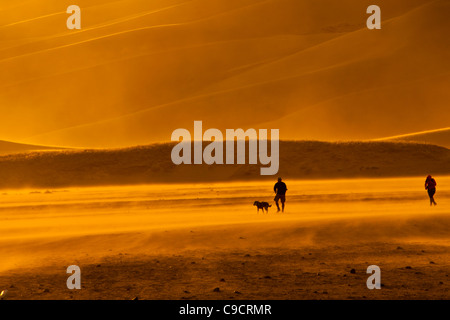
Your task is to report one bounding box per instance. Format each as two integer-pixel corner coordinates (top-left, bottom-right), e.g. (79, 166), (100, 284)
(274, 177), (287, 212)
(425, 175), (437, 206)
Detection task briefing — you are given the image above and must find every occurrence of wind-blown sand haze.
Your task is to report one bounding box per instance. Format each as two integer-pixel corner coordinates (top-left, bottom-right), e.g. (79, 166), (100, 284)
(1, 177), (449, 299)
(1, 0), (449, 147)
(1, 0), (450, 301)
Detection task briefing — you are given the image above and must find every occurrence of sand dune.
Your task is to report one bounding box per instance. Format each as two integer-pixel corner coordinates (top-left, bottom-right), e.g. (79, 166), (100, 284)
(0, 0), (446, 147)
(0, 140), (62, 155)
(0, 140), (447, 189)
(377, 128), (450, 149)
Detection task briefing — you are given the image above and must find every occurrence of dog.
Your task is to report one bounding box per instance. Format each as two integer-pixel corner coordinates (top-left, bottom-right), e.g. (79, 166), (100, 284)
(253, 201), (272, 213)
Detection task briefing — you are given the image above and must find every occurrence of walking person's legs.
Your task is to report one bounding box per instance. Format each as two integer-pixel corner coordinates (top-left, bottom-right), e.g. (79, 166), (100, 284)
(274, 195), (281, 212)
(428, 189), (437, 206)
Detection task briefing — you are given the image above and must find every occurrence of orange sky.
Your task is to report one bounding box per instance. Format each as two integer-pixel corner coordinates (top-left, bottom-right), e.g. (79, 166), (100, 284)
(0, 0), (449, 148)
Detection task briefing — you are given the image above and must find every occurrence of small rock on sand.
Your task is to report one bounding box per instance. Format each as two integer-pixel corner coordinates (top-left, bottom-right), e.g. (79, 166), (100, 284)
(0, 290), (8, 300)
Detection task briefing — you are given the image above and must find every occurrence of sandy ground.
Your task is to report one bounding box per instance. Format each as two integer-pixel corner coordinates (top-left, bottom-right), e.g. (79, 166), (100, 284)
(0, 177), (449, 300)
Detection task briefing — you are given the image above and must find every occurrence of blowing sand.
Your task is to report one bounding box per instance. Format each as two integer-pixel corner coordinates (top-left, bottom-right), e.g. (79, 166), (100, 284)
(0, 176), (449, 300)
(2, 0), (450, 148)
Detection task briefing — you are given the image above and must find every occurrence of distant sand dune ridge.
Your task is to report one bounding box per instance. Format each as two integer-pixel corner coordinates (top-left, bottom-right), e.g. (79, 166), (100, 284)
(0, 140), (448, 189)
(377, 128), (450, 149)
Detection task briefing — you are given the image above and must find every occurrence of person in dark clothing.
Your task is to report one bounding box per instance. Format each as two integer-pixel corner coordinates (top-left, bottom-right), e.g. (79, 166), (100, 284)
(274, 177), (287, 212)
(425, 175), (437, 206)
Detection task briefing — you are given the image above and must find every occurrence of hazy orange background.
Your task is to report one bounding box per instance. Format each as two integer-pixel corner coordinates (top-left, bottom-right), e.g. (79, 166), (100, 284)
(1, 0), (449, 148)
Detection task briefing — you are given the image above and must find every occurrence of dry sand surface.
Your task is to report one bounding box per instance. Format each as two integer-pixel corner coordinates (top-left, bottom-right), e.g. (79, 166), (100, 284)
(0, 176), (449, 300)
